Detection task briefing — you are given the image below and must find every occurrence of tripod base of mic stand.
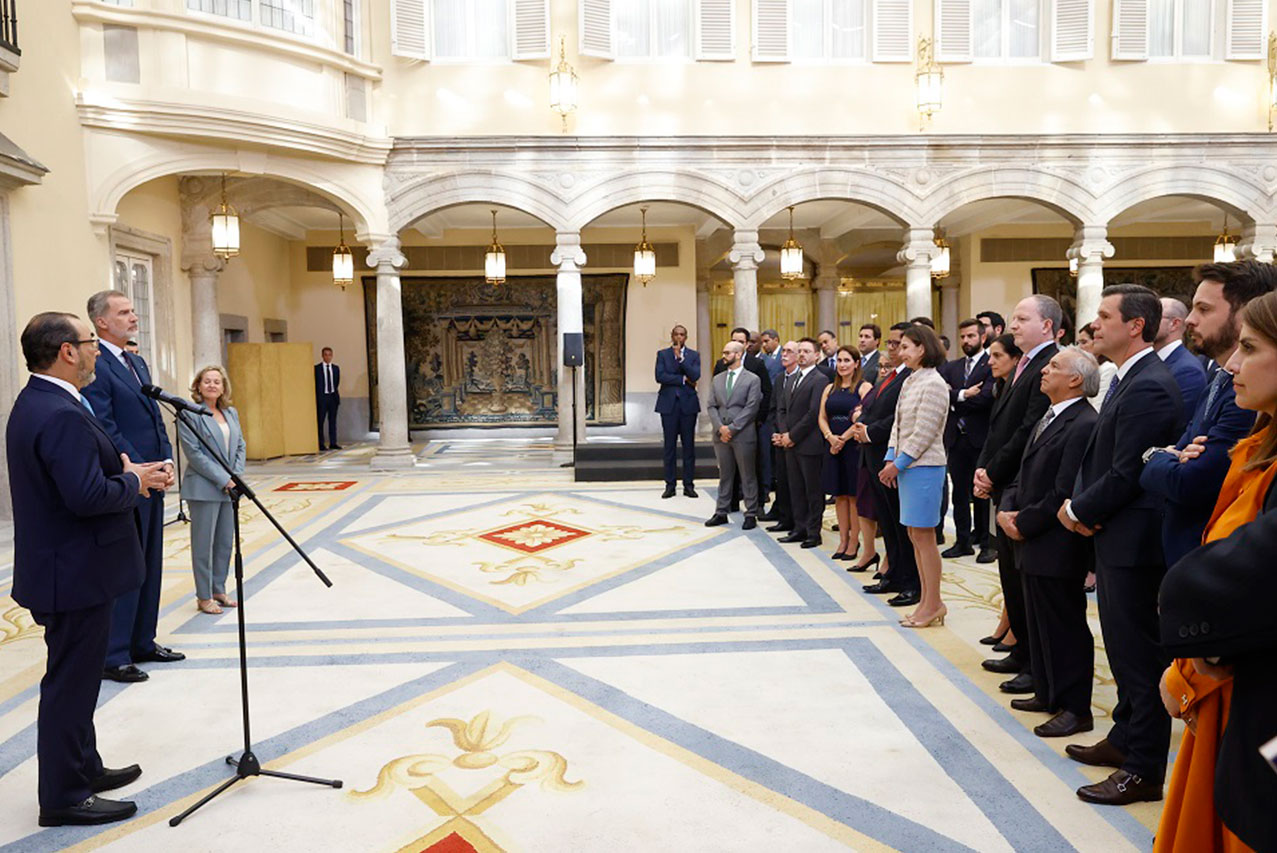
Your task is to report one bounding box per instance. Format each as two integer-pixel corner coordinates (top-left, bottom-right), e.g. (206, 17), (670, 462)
(168, 750), (342, 827)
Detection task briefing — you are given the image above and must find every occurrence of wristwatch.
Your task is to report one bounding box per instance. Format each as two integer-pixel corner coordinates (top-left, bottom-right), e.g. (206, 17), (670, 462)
(1142, 446), (1168, 464)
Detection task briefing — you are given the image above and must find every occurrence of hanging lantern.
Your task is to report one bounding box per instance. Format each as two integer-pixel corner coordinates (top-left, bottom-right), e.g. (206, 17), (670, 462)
(779, 206), (805, 280)
(549, 36), (579, 132)
(332, 212), (354, 290)
(930, 234), (951, 279)
(210, 173), (240, 260)
(485, 209), (506, 284)
(915, 36), (943, 127)
(633, 206), (656, 285)
(1214, 215), (1237, 263)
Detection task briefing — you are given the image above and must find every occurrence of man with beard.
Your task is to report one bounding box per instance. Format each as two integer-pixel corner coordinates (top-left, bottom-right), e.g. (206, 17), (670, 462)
(1139, 260), (1277, 567)
(714, 327), (773, 509)
(977, 311), (1006, 348)
(940, 319), (996, 560)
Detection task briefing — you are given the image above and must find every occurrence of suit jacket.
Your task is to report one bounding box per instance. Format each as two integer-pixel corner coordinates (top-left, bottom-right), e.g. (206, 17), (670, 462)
(83, 346), (173, 464)
(1139, 370), (1255, 566)
(1071, 350), (1185, 567)
(772, 369), (799, 433)
(1161, 343), (1206, 422)
(714, 352), (771, 424)
(314, 362), (342, 400)
(654, 347), (701, 415)
(976, 343), (1058, 490)
(939, 352), (995, 451)
(1000, 399), (1097, 578)
(759, 349), (784, 383)
(6, 379), (145, 613)
(860, 350), (881, 387)
(707, 368), (761, 444)
(817, 355), (838, 380)
(1159, 481), (1277, 853)
(785, 367), (831, 456)
(858, 366), (912, 471)
(178, 407), (247, 503)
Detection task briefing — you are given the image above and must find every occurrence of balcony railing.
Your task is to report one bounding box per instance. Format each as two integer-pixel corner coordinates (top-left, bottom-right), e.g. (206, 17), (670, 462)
(0, 0), (17, 56)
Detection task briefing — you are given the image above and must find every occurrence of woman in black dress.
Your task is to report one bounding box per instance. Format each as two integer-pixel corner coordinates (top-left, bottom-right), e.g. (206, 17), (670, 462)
(819, 346), (874, 561)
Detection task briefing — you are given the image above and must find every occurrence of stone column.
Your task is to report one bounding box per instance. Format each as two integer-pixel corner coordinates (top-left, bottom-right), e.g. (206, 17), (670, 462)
(1237, 222), (1277, 263)
(814, 238), (842, 337)
(551, 233), (587, 452)
(368, 238), (414, 469)
(695, 274), (712, 412)
(185, 256), (224, 369)
(729, 230), (764, 334)
(1069, 226), (1115, 328)
(898, 228), (937, 322)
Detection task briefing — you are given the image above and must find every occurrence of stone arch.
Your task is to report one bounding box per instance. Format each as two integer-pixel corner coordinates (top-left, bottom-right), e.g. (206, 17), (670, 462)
(1093, 165), (1274, 225)
(741, 168), (921, 230)
(387, 171), (570, 233)
(920, 166), (1097, 227)
(567, 170), (745, 231)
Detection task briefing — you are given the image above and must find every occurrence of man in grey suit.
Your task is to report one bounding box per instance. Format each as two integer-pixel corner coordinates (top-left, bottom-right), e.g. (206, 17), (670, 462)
(705, 341), (762, 530)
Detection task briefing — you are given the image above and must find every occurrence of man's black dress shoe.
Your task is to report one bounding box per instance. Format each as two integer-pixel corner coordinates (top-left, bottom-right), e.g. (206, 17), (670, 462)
(705, 514), (728, 527)
(887, 590), (920, 607)
(982, 655), (1023, 674)
(758, 511), (779, 522)
(661, 485), (676, 499)
(742, 516), (757, 530)
(1077, 770), (1163, 805)
(103, 665), (148, 683)
(777, 533), (805, 543)
(800, 539), (821, 548)
(134, 645), (184, 663)
(1009, 696), (1053, 713)
(683, 486), (698, 498)
(862, 581), (893, 594)
(976, 548), (998, 564)
(39, 796), (138, 827)
(318, 445), (327, 452)
(330, 444), (343, 450)
(999, 672), (1035, 694)
(765, 523), (792, 533)
(1065, 737), (1127, 768)
(1035, 710), (1094, 738)
(941, 544), (974, 559)
(91, 764), (142, 794)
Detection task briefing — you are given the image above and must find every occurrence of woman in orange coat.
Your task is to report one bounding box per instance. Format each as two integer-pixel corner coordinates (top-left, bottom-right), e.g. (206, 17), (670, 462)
(1154, 291), (1277, 853)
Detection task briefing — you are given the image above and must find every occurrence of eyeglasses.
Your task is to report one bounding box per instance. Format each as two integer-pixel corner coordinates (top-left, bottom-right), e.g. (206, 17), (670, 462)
(70, 338), (99, 348)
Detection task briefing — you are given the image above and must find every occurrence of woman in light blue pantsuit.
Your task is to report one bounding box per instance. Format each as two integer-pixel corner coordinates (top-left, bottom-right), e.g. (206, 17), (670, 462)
(178, 365), (246, 615)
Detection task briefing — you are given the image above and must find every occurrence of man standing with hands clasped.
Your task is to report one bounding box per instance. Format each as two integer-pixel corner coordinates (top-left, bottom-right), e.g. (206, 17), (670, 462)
(654, 324), (701, 499)
(315, 346), (342, 451)
(705, 341), (763, 529)
(8, 312), (170, 826)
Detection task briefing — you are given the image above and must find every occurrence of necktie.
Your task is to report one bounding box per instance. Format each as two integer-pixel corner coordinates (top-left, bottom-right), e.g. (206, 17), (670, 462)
(1013, 355), (1030, 384)
(964, 356), (974, 381)
(80, 396), (96, 417)
(121, 352), (142, 386)
(1102, 374), (1122, 407)
(1030, 407), (1056, 445)
(1203, 370), (1226, 415)
(726, 370), (735, 397)
(326, 364), (333, 394)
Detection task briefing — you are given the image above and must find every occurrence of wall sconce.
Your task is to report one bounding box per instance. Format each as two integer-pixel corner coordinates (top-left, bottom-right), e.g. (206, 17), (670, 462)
(1268, 32), (1276, 131)
(549, 36), (578, 132)
(210, 173), (240, 260)
(915, 36), (943, 130)
(779, 206), (805, 280)
(633, 206), (656, 285)
(332, 212), (353, 290)
(485, 210), (506, 284)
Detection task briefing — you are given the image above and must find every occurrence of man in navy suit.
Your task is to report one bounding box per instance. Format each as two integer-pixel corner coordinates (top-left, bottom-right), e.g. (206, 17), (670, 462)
(857, 324), (882, 386)
(654, 324), (700, 498)
(1153, 297), (1207, 420)
(939, 319), (996, 560)
(1141, 262), (1276, 567)
(1059, 284), (1184, 806)
(314, 346), (342, 451)
(82, 290), (184, 683)
(8, 312), (170, 825)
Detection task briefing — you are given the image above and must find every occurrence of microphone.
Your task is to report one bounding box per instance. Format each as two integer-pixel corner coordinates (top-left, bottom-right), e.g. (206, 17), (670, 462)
(141, 384), (214, 417)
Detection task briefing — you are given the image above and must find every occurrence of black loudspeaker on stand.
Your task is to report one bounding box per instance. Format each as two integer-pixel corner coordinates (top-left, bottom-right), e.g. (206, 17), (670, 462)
(561, 333), (583, 469)
(155, 400), (342, 827)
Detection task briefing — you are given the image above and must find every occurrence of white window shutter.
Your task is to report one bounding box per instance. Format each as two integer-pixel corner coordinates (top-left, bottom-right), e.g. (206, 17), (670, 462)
(753, 0), (789, 62)
(580, 0), (614, 58)
(696, 0), (736, 60)
(512, 0), (550, 59)
(1225, 0), (1266, 59)
(872, 0), (913, 62)
(1051, 0), (1093, 60)
(391, 0), (430, 59)
(1110, 0), (1148, 60)
(935, 0), (972, 62)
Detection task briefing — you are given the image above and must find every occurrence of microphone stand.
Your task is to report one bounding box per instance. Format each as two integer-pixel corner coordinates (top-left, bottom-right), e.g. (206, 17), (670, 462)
(160, 403), (341, 827)
(164, 415), (189, 526)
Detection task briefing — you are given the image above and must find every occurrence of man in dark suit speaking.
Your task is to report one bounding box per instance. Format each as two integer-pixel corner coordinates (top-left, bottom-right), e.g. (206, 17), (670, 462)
(654, 324), (701, 498)
(315, 346), (342, 451)
(8, 313), (170, 826)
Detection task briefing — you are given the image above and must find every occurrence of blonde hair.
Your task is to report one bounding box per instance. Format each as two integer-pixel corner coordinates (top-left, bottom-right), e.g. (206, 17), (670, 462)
(190, 364), (233, 409)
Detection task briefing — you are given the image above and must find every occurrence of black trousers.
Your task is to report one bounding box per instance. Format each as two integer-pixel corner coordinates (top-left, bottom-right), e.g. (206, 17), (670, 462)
(772, 446), (794, 527)
(660, 412), (697, 487)
(995, 508), (1031, 667)
(787, 450), (825, 540)
(948, 442), (989, 549)
(317, 392), (340, 448)
(870, 464), (919, 593)
(1022, 572), (1094, 715)
(30, 603), (111, 809)
(106, 491), (163, 667)
(1095, 559), (1172, 781)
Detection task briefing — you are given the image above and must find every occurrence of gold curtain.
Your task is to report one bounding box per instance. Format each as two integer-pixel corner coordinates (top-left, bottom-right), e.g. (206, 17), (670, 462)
(760, 290), (814, 343)
(709, 291), (734, 358)
(836, 289), (908, 339)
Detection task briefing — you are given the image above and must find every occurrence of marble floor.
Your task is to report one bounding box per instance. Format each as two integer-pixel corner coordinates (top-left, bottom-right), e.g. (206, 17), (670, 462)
(0, 441), (1175, 852)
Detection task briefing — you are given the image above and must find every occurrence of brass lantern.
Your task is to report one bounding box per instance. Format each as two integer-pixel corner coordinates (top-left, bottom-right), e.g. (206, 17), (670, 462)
(930, 234), (951, 279)
(485, 210), (507, 284)
(779, 206), (805, 280)
(1214, 215), (1237, 263)
(332, 213), (354, 290)
(210, 174), (240, 260)
(915, 36), (943, 128)
(633, 206), (656, 285)
(549, 36), (578, 132)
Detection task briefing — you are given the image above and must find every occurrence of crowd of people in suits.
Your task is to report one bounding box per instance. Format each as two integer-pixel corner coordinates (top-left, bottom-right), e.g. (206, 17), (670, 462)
(655, 259), (1277, 850)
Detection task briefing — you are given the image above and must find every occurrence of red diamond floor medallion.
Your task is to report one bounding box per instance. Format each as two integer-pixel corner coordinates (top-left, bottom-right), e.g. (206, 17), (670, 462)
(476, 519), (592, 554)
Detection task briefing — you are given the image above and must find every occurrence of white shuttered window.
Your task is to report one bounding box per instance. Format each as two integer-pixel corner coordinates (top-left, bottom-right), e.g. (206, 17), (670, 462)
(392, 0), (549, 61)
(754, 0), (790, 60)
(937, 0), (1040, 61)
(792, 0), (868, 60)
(1051, 0), (1093, 60)
(615, 0), (692, 57)
(871, 0), (912, 61)
(1113, 0), (1263, 60)
(696, 0), (735, 58)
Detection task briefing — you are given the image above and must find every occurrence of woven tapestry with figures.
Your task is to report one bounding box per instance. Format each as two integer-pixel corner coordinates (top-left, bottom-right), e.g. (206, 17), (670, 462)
(363, 274), (627, 428)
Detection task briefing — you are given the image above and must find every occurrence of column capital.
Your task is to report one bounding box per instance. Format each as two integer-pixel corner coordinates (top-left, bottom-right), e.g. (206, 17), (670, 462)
(729, 230), (764, 269)
(1067, 225), (1115, 262)
(551, 231), (587, 268)
(897, 227), (936, 267)
(1236, 222), (1277, 263)
(181, 253), (225, 275)
(366, 237), (407, 271)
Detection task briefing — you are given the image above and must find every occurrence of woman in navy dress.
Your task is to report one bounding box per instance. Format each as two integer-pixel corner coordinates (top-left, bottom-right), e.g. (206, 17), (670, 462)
(819, 346), (874, 561)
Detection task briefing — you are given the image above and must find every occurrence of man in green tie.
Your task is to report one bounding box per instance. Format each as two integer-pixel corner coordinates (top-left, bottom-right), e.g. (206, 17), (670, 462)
(705, 341), (763, 529)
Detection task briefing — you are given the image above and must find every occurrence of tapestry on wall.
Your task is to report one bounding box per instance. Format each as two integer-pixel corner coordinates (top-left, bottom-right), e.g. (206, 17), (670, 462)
(364, 274), (627, 429)
(1032, 266), (1197, 328)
